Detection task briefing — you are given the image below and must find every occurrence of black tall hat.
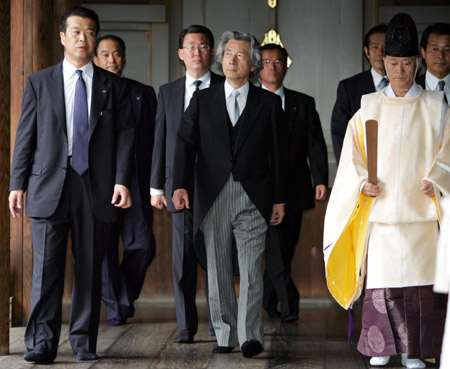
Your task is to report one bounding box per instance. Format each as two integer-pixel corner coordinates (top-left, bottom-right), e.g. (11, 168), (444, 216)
(385, 13), (418, 57)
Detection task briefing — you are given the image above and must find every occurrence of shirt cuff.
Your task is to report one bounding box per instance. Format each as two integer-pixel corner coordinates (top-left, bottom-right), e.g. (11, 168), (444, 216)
(150, 188), (164, 196)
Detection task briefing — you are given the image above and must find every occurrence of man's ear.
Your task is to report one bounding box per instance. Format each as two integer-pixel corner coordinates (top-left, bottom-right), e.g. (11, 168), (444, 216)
(60, 32), (66, 47)
(178, 48), (184, 62)
(363, 46), (369, 60)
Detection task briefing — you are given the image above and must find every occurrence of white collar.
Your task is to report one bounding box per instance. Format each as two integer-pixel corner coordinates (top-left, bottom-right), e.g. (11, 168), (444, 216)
(186, 71), (211, 88)
(63, 58), (94, 80)
(261, 83), (284, 98)
(384, 81), (421, 98)
(425, 70), (450, 90)
(371, 67), (386, 88)
(225, 80), (250, 100)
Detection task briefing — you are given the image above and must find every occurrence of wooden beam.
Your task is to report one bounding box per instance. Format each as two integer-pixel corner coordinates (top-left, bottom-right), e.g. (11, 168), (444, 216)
(0, 0), (11, 356)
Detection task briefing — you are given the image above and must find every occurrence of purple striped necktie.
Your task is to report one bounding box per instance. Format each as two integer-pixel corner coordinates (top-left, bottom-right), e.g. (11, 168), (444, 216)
(72, 69), (89, 175)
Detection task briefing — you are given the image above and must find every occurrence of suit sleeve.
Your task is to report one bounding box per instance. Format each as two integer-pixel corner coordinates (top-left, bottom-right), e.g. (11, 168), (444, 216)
(331, 80), (352, 163)
(270, 96), (288, 204)
(306, 98), (328, 187)
(10, 76), (37, 191)
(114, 79), (135, 187)
(172, 92), (200, 193)
(150, 88), (167, 190)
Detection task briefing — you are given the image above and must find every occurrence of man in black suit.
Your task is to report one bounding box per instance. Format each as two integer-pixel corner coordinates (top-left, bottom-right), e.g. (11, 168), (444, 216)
(150, 25), (224, 343)
(9, 7), (134, 364)
(331, 24), (387, 163)
(259, 44), (328, 321)
(172, 31), (287, 358)
(417, 23), (450, 103)
(93, 34), (157, 326)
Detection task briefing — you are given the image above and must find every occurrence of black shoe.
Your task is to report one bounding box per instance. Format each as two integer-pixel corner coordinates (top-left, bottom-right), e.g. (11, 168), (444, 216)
(23, 345), (54, 364)
(173, 330), (194, 343)
(266, 309), (281, 317)
(106, 317), (126, 326)
(282, 314), (299, 322)
(76, 351), (98, 361)
(212, 346), (234, 354)
(241, 340), (263, 358)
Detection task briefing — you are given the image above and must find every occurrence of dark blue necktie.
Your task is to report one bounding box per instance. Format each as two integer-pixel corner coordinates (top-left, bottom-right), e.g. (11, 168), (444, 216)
(193, 80), (202, 91)
(438, 80), (448, 104)
(72, 70), (89, 175)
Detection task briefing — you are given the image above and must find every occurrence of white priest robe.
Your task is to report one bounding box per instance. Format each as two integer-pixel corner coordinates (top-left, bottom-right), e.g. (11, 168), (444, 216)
(324, 83), (450, 309)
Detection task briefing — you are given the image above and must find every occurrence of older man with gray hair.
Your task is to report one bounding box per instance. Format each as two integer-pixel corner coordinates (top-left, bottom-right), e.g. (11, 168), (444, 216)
(172, 30), (288, 358)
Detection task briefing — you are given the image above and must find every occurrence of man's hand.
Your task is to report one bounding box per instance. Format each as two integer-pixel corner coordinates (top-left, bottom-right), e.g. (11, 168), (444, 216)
(151, 194), (168, 209)
(362, 182), (381, 197)
(111, 184), (132, 208)
(270, 203), (285, 226)
(315, 184), (327, 201)
(421, 180), (435, 198)
(172, 189), (189, 210)
(9, 190), (24, 218)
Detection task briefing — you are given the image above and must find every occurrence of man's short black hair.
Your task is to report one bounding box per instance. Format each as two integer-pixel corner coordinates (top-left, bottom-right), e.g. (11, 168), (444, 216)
(178, 25), (214, 49)
(261, 43), (288, 62)
(59, 6), (100, 35)
(420, 23), (450, 51)
(94, 34), (126, 57)
(364, 24), (387, 48)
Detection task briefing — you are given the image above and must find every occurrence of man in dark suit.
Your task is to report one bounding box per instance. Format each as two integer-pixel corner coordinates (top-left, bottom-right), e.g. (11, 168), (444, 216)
(259, 44), (328, 321)
(172, 31), (287, 358)
(93, 34), (157, 326)
(417, 23), (450, 103)
(331, 24), (387, 163)
(8, 7), (134, 364)
(150, 25), (224, 343)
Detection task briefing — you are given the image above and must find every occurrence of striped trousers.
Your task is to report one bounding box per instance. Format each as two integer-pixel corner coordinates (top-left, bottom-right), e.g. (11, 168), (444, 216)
(200, 174), (268, 347)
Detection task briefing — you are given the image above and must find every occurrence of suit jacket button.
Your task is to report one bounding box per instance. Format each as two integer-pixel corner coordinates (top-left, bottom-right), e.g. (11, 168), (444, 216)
(62, 166), (67, 171)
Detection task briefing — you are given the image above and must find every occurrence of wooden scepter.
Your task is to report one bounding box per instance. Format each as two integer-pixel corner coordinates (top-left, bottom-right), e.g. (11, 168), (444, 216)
(365, 120), (378, 185)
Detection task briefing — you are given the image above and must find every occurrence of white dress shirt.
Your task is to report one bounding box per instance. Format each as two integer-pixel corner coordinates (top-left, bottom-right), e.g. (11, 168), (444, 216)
(150, 71), (212, 196)
(63, 58), (93, 156)
(261, 83), (285, 110)
(225, 80), (249, 122)
(371, 68), (388, 92)
(425, 70), (450, 105)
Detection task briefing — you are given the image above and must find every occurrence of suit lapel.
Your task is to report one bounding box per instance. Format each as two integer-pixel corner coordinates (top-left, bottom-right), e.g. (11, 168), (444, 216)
(172, 77), (186, 123)
(284, 89), (297, 133)
(49, 63), (67, 136)
(209, 83), (231, 154)
(234, 83), (262, 155)
(130, 81), (143, 124)
(89, 66), (109, 138)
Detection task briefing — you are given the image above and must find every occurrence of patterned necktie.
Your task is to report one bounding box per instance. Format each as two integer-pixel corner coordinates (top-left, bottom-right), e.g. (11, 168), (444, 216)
(438, 80), (448, 104)
(72, 70), (89, 175)
(379, 77), (389, 89)
(230, 90), (240, 126)
(193, 80), (202, 91)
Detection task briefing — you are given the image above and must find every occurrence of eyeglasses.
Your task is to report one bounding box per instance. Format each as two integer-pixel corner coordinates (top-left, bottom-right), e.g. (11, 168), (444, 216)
(183, 44), (211, 53)
(263, 59), (285, 66)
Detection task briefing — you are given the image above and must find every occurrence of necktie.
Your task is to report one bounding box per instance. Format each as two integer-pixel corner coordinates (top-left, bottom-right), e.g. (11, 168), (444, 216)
(193, 80), (202, 91)
(438, 80), (448, 104)
(230, 90), (240, 126)
(72, 70), (89, 175)
(379, 77), (389, 89)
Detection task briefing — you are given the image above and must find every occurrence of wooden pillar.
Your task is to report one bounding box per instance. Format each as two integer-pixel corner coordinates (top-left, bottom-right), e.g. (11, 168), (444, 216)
(10, 0), (53, 326)
(0, 0), (11, 355)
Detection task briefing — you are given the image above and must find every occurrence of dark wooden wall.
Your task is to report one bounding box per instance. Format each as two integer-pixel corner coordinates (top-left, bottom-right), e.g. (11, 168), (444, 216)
(0, 0), (11, 355)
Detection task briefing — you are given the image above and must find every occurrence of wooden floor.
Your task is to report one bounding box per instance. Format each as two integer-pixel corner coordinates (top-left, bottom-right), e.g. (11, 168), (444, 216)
(0, 298), (438, 368)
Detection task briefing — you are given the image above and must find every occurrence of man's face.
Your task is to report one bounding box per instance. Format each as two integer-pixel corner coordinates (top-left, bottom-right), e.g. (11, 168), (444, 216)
(60, 16), (96, 67)
(421, 33), (450, 80)
(364, 32), (386, 75)
(222, 39), (254, 85)
(384, 55), (417, 95)
(93, 39), (126, 76)
(178, 33), (213, 76)
(259, 49), (287, 88)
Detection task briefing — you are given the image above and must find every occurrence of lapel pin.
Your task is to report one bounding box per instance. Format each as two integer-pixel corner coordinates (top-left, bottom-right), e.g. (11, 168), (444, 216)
(136, 96), (141, 100)
(100, 111), (103, 116)
(102, 89), (107, 93)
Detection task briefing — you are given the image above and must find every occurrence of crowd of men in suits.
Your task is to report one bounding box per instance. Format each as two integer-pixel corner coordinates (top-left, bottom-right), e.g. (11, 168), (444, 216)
(7, 4), (450, 365)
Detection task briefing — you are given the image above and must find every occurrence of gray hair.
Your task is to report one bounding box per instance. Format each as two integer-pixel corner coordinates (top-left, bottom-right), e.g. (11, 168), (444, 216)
(216, 31), (263, 78)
